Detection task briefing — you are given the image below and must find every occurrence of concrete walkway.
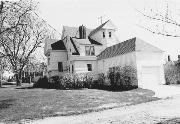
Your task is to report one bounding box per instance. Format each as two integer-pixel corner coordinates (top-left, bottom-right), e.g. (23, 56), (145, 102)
(143, 85), (180, 98)
(31, 94), (180, 124)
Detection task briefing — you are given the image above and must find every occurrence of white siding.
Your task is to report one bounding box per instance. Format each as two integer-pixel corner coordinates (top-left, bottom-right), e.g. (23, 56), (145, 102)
(97, 52), (137, 74)
(91, 29), (118, 50)
(74, 60), (97, 73)
(136, 51), (165, 87)
(48, 50), (67, 73)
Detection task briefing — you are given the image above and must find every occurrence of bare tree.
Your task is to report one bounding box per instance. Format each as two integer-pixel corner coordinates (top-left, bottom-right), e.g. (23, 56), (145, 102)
(0, 0), (48, 86)
(137, 0), (180, 37)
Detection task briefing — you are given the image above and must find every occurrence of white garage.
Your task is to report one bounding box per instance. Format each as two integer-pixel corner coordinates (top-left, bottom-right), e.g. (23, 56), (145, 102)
(97, 37), (165, 88)
(141, 66), (161, 88)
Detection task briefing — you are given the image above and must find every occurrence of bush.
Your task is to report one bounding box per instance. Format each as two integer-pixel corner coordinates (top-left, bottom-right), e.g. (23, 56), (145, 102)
(107, 66), (138, 90)
(164, 62), (180, 84)
(47, 73), (94, 89)
(33, 76), (49, 88)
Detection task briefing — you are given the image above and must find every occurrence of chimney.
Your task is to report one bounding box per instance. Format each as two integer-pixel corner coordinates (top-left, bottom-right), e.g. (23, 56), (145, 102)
(178, 55), (180, 61)
(79, 25), (86, 39)
(168, 55), (171, 61)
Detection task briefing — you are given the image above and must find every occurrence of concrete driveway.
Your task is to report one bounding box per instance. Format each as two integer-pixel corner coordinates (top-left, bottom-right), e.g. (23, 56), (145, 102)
(143, 84), (180, 98)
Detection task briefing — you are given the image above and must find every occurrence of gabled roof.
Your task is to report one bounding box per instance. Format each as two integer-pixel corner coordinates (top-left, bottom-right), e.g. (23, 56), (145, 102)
(70, 37), (80, 55)
(97, 38), (136, 60)
(62, 26), (92, 39)
(51, 40), (66, 50)
(88, 37), (102, 45)
(97, 37), (164, 60)
(72, 38), (91, 45)
(88, 20), (109, 37)
(88, 20), (117, 37)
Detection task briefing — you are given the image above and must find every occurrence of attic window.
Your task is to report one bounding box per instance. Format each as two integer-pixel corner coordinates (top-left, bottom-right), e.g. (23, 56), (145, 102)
(109, 32), (111, 38)
(103, 32), (105, 38)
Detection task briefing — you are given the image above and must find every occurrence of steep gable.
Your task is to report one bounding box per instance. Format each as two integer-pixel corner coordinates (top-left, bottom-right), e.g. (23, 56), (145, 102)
(88, 20), (117, 37)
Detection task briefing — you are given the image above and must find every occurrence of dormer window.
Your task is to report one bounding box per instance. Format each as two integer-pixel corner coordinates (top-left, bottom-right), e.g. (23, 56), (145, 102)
(85, 46), (95, 56)
(103, 32), (105, 38)
(109, 32), (111, 38)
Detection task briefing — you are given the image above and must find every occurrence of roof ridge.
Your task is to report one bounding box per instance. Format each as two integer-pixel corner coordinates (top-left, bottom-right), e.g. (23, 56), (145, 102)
(88, 20), (110, 37)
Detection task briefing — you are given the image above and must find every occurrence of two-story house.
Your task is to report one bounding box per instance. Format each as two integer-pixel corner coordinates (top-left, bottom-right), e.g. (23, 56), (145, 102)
(44, 20), (165, 88)
(45, 20), (118, 76)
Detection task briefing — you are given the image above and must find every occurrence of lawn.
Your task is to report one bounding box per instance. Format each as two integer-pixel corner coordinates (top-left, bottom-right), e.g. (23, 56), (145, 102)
(0, 84), (159, 123)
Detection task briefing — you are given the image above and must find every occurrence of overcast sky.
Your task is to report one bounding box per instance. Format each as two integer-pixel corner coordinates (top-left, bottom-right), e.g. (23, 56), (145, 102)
(38, 0), (180, 60)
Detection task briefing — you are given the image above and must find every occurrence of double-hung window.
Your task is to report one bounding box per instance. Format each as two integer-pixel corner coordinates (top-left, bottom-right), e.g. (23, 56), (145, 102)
(85, 46), (95, 56)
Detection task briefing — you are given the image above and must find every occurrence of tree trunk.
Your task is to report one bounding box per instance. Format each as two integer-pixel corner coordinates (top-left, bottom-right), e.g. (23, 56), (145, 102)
(0, 81), (2, 88)
(0, 71), (2, 88)
(15, 73), (22, 86)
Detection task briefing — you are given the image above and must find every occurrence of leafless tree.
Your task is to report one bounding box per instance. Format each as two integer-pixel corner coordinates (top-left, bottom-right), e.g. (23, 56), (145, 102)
(137, 0), (180, 38)
(0, 0), (48, 86)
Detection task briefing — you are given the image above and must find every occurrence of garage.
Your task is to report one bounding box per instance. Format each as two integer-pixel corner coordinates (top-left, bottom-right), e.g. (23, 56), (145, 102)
(141, 66), (161, 88)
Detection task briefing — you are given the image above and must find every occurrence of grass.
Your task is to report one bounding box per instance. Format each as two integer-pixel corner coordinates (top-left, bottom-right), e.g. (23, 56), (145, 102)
(0, 84), (159, 123)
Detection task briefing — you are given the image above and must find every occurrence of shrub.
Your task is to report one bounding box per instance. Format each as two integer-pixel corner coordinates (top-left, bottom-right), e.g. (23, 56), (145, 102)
(33, 76), (49, 88)
(93, 73), (106, 89)
(48, 73), (94, 89)
(164, 62), (180, 85)
(107, 66), (138, 90)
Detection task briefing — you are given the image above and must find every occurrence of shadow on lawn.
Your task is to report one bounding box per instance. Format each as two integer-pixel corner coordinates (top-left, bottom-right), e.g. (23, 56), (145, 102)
(157, 118), (180, 124)
(16, 86), (34, 89)
(0, 99), (16, 109)
(16, 85), (139, 92)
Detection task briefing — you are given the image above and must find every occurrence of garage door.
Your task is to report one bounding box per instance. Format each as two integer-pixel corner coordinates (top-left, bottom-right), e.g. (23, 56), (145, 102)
(141, 66), (160, 88)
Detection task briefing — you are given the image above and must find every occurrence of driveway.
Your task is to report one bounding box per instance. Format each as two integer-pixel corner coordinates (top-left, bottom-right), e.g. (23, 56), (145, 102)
(31, 94), (180, 124)
(143, 84), (180, 98)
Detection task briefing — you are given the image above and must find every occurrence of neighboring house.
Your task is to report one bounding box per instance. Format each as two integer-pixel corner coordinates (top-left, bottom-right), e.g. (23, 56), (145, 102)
(44, 20), (165, 88)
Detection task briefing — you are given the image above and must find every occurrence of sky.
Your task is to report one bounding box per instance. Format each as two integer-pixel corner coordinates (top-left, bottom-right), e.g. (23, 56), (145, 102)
(37, 0), (180, 61)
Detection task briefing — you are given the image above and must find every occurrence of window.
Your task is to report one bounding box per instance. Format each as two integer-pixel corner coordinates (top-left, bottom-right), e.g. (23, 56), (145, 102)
(58, 62), (63, 72)
(103, 32), (105, 38)
(48, 58), (50, 65)
(87, 64), (92, 71)
(90, 46), (95, 55)
(85, 46), (90, 56)
(85, 46), (95, 56)
(109, 32), (111, 38)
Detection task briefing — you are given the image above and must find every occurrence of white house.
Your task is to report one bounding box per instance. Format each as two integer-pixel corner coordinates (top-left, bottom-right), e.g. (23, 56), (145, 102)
(44, 20), (165, 88)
